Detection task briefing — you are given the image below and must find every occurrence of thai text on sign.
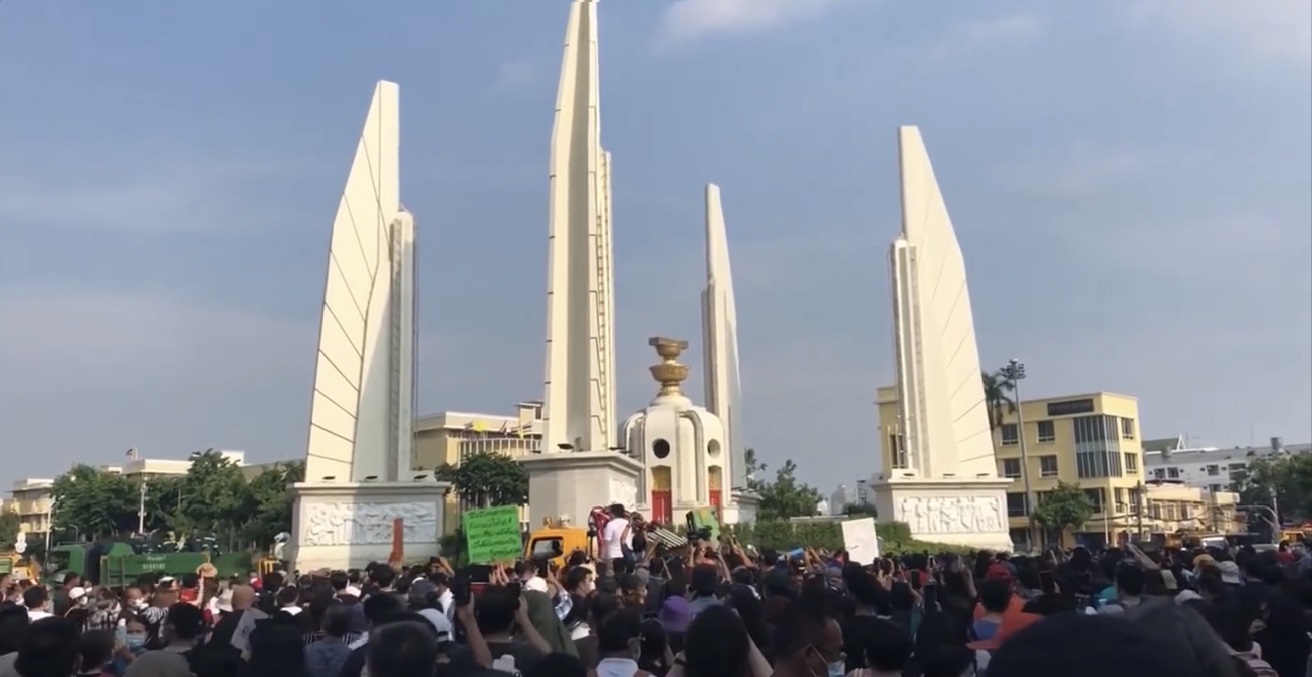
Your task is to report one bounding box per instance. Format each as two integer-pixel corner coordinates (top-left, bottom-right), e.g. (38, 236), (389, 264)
(462, 505), (522, 564)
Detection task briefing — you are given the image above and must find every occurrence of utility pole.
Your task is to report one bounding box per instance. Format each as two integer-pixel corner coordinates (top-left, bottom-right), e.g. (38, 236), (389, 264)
(137, 481), (147, 535)
(1000, 359), (1035, 549)
(1136, 481), (1145, 540)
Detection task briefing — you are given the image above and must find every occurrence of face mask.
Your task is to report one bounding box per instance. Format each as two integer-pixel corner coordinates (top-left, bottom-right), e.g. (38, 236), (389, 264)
(125, 635), (146, 651)
(826, 661), (845, 677)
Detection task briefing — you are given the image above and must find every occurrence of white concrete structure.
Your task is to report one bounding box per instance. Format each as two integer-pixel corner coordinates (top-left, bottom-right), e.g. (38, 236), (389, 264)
(701, 184), (748, 493)
(619, 338), (755, 526)
(870, 127), (1012, 551)
(541, 0), (617, 455)
(287, 81), (447, 571)
(522, 0), (642, 526)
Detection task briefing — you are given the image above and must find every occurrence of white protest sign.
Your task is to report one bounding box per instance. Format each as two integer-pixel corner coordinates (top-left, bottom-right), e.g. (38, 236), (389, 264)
(229, 607), (268, 654)
(841, 517), (880, 565)
(13, 532), (26, 555)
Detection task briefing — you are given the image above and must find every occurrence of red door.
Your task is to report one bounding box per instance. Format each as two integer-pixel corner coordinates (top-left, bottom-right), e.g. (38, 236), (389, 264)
(652, 490), (673, 525)
(709, 489), (722, 510)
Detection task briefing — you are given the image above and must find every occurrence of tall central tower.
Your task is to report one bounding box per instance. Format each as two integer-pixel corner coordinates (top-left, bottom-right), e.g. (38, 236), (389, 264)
(542, 0), (616, 454)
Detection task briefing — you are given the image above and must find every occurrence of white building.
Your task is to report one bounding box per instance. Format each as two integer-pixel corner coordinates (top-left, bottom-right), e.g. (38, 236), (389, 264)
(830, 484), (858, 515)
(1143, 436), (1311, 492)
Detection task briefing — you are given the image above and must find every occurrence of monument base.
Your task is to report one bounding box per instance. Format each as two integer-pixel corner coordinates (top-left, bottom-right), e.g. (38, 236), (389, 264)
(286, 480), (450, 572)
(869, 476), (1014, 551)
(720, 490), (759, 525)
(519, 451), (643, 527)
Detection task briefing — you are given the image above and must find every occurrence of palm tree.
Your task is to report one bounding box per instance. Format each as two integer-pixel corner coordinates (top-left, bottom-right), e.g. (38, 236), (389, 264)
(981, 370), (1017, 430)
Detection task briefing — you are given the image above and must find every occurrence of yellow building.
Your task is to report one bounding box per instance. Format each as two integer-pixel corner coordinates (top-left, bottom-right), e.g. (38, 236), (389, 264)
(6, 479), (55, 535)
(413, 401), (544, 531)
(878, 389), (1150, 549)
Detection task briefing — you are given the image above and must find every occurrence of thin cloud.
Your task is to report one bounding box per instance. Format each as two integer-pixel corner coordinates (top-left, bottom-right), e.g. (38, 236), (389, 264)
(0, 159), (292, 235)
(657, 0), (847, 46)
(1126, 0), (1311, 65)
(929, 13), (1044, 60)
(1014, 141), (1206, 199)
(494, 60), (538, 89)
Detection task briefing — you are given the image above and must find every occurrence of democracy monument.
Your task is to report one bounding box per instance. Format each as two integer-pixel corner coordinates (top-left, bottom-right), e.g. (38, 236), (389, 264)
(867, 127), (1014, 551)
(280, 0), (1012, 568)
(284, 0), (754, 569)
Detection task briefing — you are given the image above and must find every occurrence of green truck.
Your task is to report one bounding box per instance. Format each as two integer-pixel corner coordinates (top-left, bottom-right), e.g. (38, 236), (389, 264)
(45, 542), (255, 587)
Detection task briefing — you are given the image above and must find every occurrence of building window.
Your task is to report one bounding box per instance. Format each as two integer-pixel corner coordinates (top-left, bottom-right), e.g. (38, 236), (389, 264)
(1001, 458), (1022, 478)
(1120, 417), (1136, 439)
(889, 433), (908, 469)
(1036, 420), (1056, 443)
(1167, 467), (1180, 479)
(652, 439), (671, 459)
(1083, 488), (1105, 513)
(1124, 453), (1139, 474)
(1209, 484), (1223, 492)
(1039, 455), (1059, 477)
(1114, 487), (1127, 515)
(1073, 415), (1124, 479)
(1000, 424), (1019, 446)
(1006, 492), (1029, 517)
(1206, 465), (1220, 476)
(1228, 463), (1246, 473)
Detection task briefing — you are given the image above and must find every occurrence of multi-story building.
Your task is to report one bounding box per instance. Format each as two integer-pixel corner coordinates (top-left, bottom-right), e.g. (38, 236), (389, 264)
(1139, 480), (1244, 535)
(1143, 436), (1311, 492)
(413, 401), (544, 531)
(877, 389), (1147, 549)
(6, 478), (55, 535)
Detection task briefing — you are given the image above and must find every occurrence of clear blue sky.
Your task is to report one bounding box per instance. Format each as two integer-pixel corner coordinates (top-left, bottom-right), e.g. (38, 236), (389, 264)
(2, 0), (1309, 493)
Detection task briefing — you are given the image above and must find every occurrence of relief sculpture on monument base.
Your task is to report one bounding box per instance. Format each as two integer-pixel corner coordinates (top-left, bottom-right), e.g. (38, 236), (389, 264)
(608, 476), (638, 509)
(897, 495), (1004, 535)
(300, 501), (438, 547)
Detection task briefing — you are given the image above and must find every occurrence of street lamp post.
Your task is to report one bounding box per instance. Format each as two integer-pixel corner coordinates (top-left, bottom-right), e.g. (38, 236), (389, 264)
(1000, 359), (1036, 549)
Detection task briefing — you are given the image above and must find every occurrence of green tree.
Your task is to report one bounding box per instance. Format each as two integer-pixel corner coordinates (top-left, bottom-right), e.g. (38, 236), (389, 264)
(49, 465), (138, 539)
(1233, 453), (1312, 523)
(0, 511), (21, 550)
(175, 451), (253, 545)
(438, 451), (529, 508)
(749, 452), (823, 522)
(843, 502), (878, 518)
(242, 461), (304, 546)
(1031, 481), (1095, 533)
(982, 370), (1017, 430)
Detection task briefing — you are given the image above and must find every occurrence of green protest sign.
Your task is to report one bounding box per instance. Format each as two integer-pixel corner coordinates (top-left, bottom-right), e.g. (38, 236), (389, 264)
(462, 505), (522, 564)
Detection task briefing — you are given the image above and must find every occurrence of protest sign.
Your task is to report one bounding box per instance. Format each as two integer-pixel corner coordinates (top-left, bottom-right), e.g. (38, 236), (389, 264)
(841, 517), (880, 565)
(462, 505), (522, 564)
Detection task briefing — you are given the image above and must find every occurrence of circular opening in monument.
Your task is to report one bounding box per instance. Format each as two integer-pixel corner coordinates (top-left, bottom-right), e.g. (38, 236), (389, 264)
(707, 439), (721, 458)
(652, 438), (671, 459)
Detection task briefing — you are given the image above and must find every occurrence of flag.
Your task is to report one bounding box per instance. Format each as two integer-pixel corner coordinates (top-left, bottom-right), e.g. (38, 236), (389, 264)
(126, 448), (138, 460)
(472, 420), (488, 434)
(463, 421), (474, 430)
(499, 421), (509, 435)
(516, 424), (525, 439)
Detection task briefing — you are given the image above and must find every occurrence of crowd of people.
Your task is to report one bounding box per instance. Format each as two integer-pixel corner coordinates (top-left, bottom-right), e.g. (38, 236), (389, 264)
(2, 510), (1312, 677)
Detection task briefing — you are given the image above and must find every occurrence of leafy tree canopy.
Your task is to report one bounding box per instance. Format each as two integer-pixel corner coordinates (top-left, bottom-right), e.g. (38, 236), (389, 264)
(437, 451), (529, 508)
(45, 453), (303, 549)
(744, 449), (824, 522)
(49, 464), (138, 538)
(843, 502), (878, 518)
(0, 511), (21, 550)
(982, 370), (1017, 431)
(1031, 481), (1094, 531)
(1233, 453), (1312, 524)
